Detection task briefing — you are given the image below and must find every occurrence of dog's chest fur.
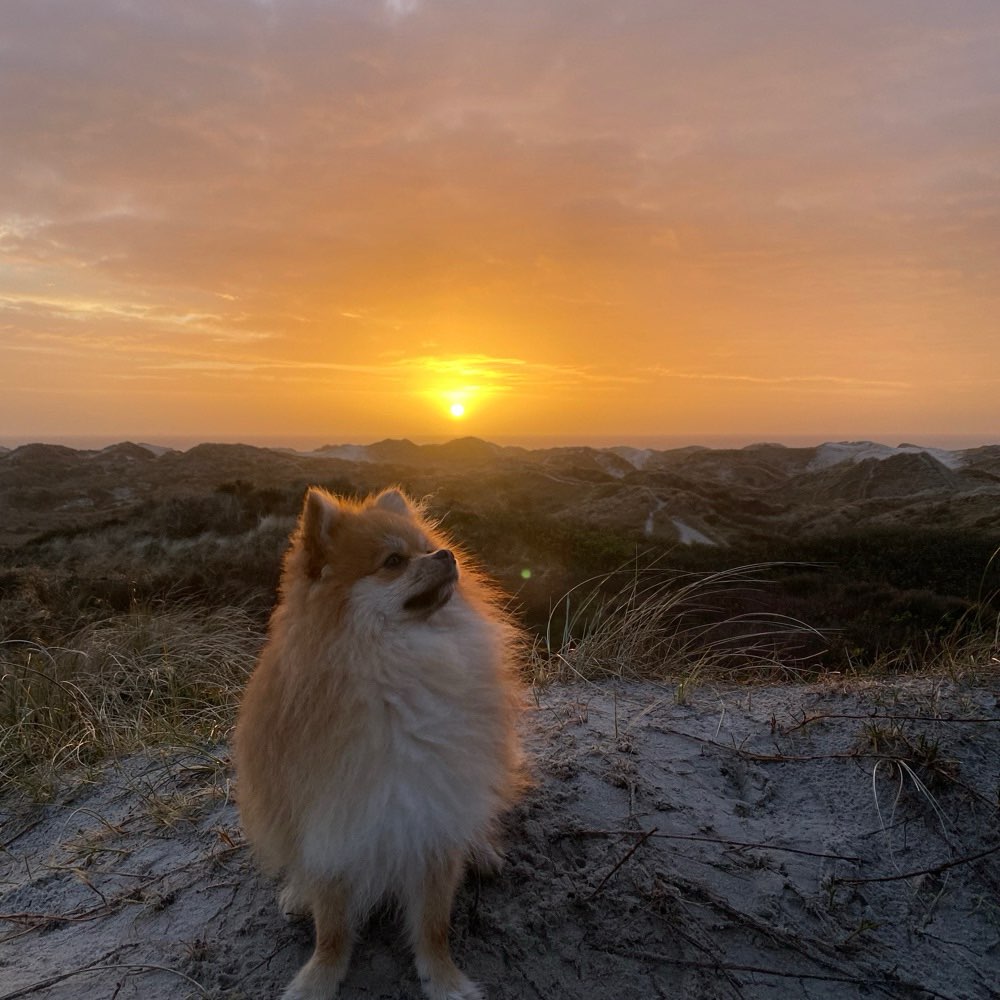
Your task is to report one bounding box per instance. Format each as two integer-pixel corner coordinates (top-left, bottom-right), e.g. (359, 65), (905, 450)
(295, 602), (508, 893)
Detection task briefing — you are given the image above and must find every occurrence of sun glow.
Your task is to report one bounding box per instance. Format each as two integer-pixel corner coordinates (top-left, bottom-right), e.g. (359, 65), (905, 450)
(436, 384), (481, 422)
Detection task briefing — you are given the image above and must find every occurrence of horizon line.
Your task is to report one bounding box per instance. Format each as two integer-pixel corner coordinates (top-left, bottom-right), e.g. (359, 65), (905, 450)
(1, 432), (997, 454)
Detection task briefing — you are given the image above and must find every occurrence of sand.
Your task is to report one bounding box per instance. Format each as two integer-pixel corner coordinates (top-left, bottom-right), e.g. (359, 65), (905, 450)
(1, 677), (998, 999)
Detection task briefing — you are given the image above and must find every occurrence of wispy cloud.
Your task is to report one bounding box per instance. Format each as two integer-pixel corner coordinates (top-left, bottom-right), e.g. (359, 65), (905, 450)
(137, 352), (642, 394)
(647, 368), (911, 392)
(405, 354), (643, 389)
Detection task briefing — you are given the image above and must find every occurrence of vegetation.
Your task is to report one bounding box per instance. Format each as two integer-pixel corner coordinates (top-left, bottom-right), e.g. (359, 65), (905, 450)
(0, 477), (997, 797)
(0, 604), (259, 798)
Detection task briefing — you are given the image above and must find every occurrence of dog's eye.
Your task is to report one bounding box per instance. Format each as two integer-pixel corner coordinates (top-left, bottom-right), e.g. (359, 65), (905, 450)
(383, 553), (406, 569)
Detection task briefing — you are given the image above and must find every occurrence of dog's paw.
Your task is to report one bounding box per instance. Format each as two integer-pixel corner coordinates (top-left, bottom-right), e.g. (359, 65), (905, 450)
(280, 981), (330, 1000)
(449, 982), (485, 1000)
(280, 958), (346, 1000)
(420, 972), (485, 1000)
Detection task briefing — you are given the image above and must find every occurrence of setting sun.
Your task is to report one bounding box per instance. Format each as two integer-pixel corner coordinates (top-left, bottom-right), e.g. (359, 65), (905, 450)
(0, 2), (997, 449)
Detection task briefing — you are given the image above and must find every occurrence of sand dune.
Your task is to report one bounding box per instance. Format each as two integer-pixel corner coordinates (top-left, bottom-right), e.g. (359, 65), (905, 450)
(1, 676), (997, 999)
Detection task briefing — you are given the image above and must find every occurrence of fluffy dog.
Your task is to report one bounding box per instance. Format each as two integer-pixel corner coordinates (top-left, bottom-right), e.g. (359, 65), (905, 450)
(234, 487), (525, 1000)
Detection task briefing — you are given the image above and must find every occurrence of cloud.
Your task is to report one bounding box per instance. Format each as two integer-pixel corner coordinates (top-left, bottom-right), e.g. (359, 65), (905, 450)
(647, 367), (911, 394)
(4, 0), (992, 294)
(384, 0), (420, 16)
(134, 352), (640, 395)
(1, 1), (998, 438)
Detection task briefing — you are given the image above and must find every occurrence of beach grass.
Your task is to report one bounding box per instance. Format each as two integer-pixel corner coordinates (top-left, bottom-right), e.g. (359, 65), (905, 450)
(0, 603), (261, 798)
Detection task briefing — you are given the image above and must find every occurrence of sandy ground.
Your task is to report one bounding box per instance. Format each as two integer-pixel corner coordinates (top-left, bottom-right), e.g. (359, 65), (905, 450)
(1, 677), (998, 1000)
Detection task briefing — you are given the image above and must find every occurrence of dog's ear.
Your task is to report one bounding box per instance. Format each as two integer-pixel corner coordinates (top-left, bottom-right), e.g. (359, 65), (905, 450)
(299, 487), (341, 578)
(373, 488), (413, 519)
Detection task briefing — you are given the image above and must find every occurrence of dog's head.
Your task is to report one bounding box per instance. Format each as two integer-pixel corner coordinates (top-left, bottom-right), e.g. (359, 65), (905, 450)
(283, 487), (460, 623)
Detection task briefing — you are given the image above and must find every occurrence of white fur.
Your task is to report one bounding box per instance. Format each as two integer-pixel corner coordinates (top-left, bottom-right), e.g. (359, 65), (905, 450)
(294, 588), (509, 914)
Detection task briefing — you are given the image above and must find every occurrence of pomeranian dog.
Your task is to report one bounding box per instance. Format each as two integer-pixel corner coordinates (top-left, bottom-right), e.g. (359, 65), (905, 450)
(234, 487), (525, 1000)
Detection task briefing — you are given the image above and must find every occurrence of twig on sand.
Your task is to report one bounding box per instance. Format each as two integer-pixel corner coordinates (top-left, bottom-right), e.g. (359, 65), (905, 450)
(586, 827), (657, 901)
(0, 873), (161, 931)
(833, 841), (1000, 886)
(649, 722), (994, 784)
(561, 827), (862, 863)
(782, 712), (1000, 735)
(234, 937), (300, 989)
(662, 922), (746, 1000)
(0, 946), (210, 1000)
(1, 819), (42, 849)
(0, 844), (244, 941)
(647, 722), (864, 762)
(669, 873), (846, 965)
(603, 948), (958, 1000)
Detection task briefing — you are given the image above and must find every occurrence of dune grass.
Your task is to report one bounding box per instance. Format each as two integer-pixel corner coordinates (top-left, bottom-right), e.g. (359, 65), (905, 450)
(0, 603), (262, 798)
(1, 558), (995, 800)
(530, 555), (999, 691)
(530, 560), (829, 689)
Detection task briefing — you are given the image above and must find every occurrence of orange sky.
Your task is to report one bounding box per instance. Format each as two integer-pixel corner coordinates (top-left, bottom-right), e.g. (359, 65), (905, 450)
(1, 0), (998, 448)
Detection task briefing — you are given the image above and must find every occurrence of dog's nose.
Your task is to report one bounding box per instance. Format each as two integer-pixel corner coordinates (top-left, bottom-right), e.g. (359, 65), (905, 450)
(432, 548), (456, 565)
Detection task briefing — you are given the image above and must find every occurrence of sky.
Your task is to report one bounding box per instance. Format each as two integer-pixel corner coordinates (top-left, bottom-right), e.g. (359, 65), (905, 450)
(1, 0), (998, 449)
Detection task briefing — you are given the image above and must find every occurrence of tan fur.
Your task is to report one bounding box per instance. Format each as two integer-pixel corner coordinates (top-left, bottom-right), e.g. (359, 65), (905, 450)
(234, 487), (526, 1000)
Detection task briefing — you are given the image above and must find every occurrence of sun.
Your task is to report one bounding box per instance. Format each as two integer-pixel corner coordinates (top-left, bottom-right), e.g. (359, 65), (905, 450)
(429, 384), (481, 423)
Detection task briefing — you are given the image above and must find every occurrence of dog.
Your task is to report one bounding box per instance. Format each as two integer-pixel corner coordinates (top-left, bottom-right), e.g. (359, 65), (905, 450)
(234, 487), (526, 999)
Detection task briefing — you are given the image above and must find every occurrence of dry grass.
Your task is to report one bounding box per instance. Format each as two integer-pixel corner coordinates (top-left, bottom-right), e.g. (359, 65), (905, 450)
(836, 602), (1000, 679)
(531, 560), (827, 688)
(0, 603), (262, 798)
(529, 555), (1000, 693)
(2, 560), (995, 800)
